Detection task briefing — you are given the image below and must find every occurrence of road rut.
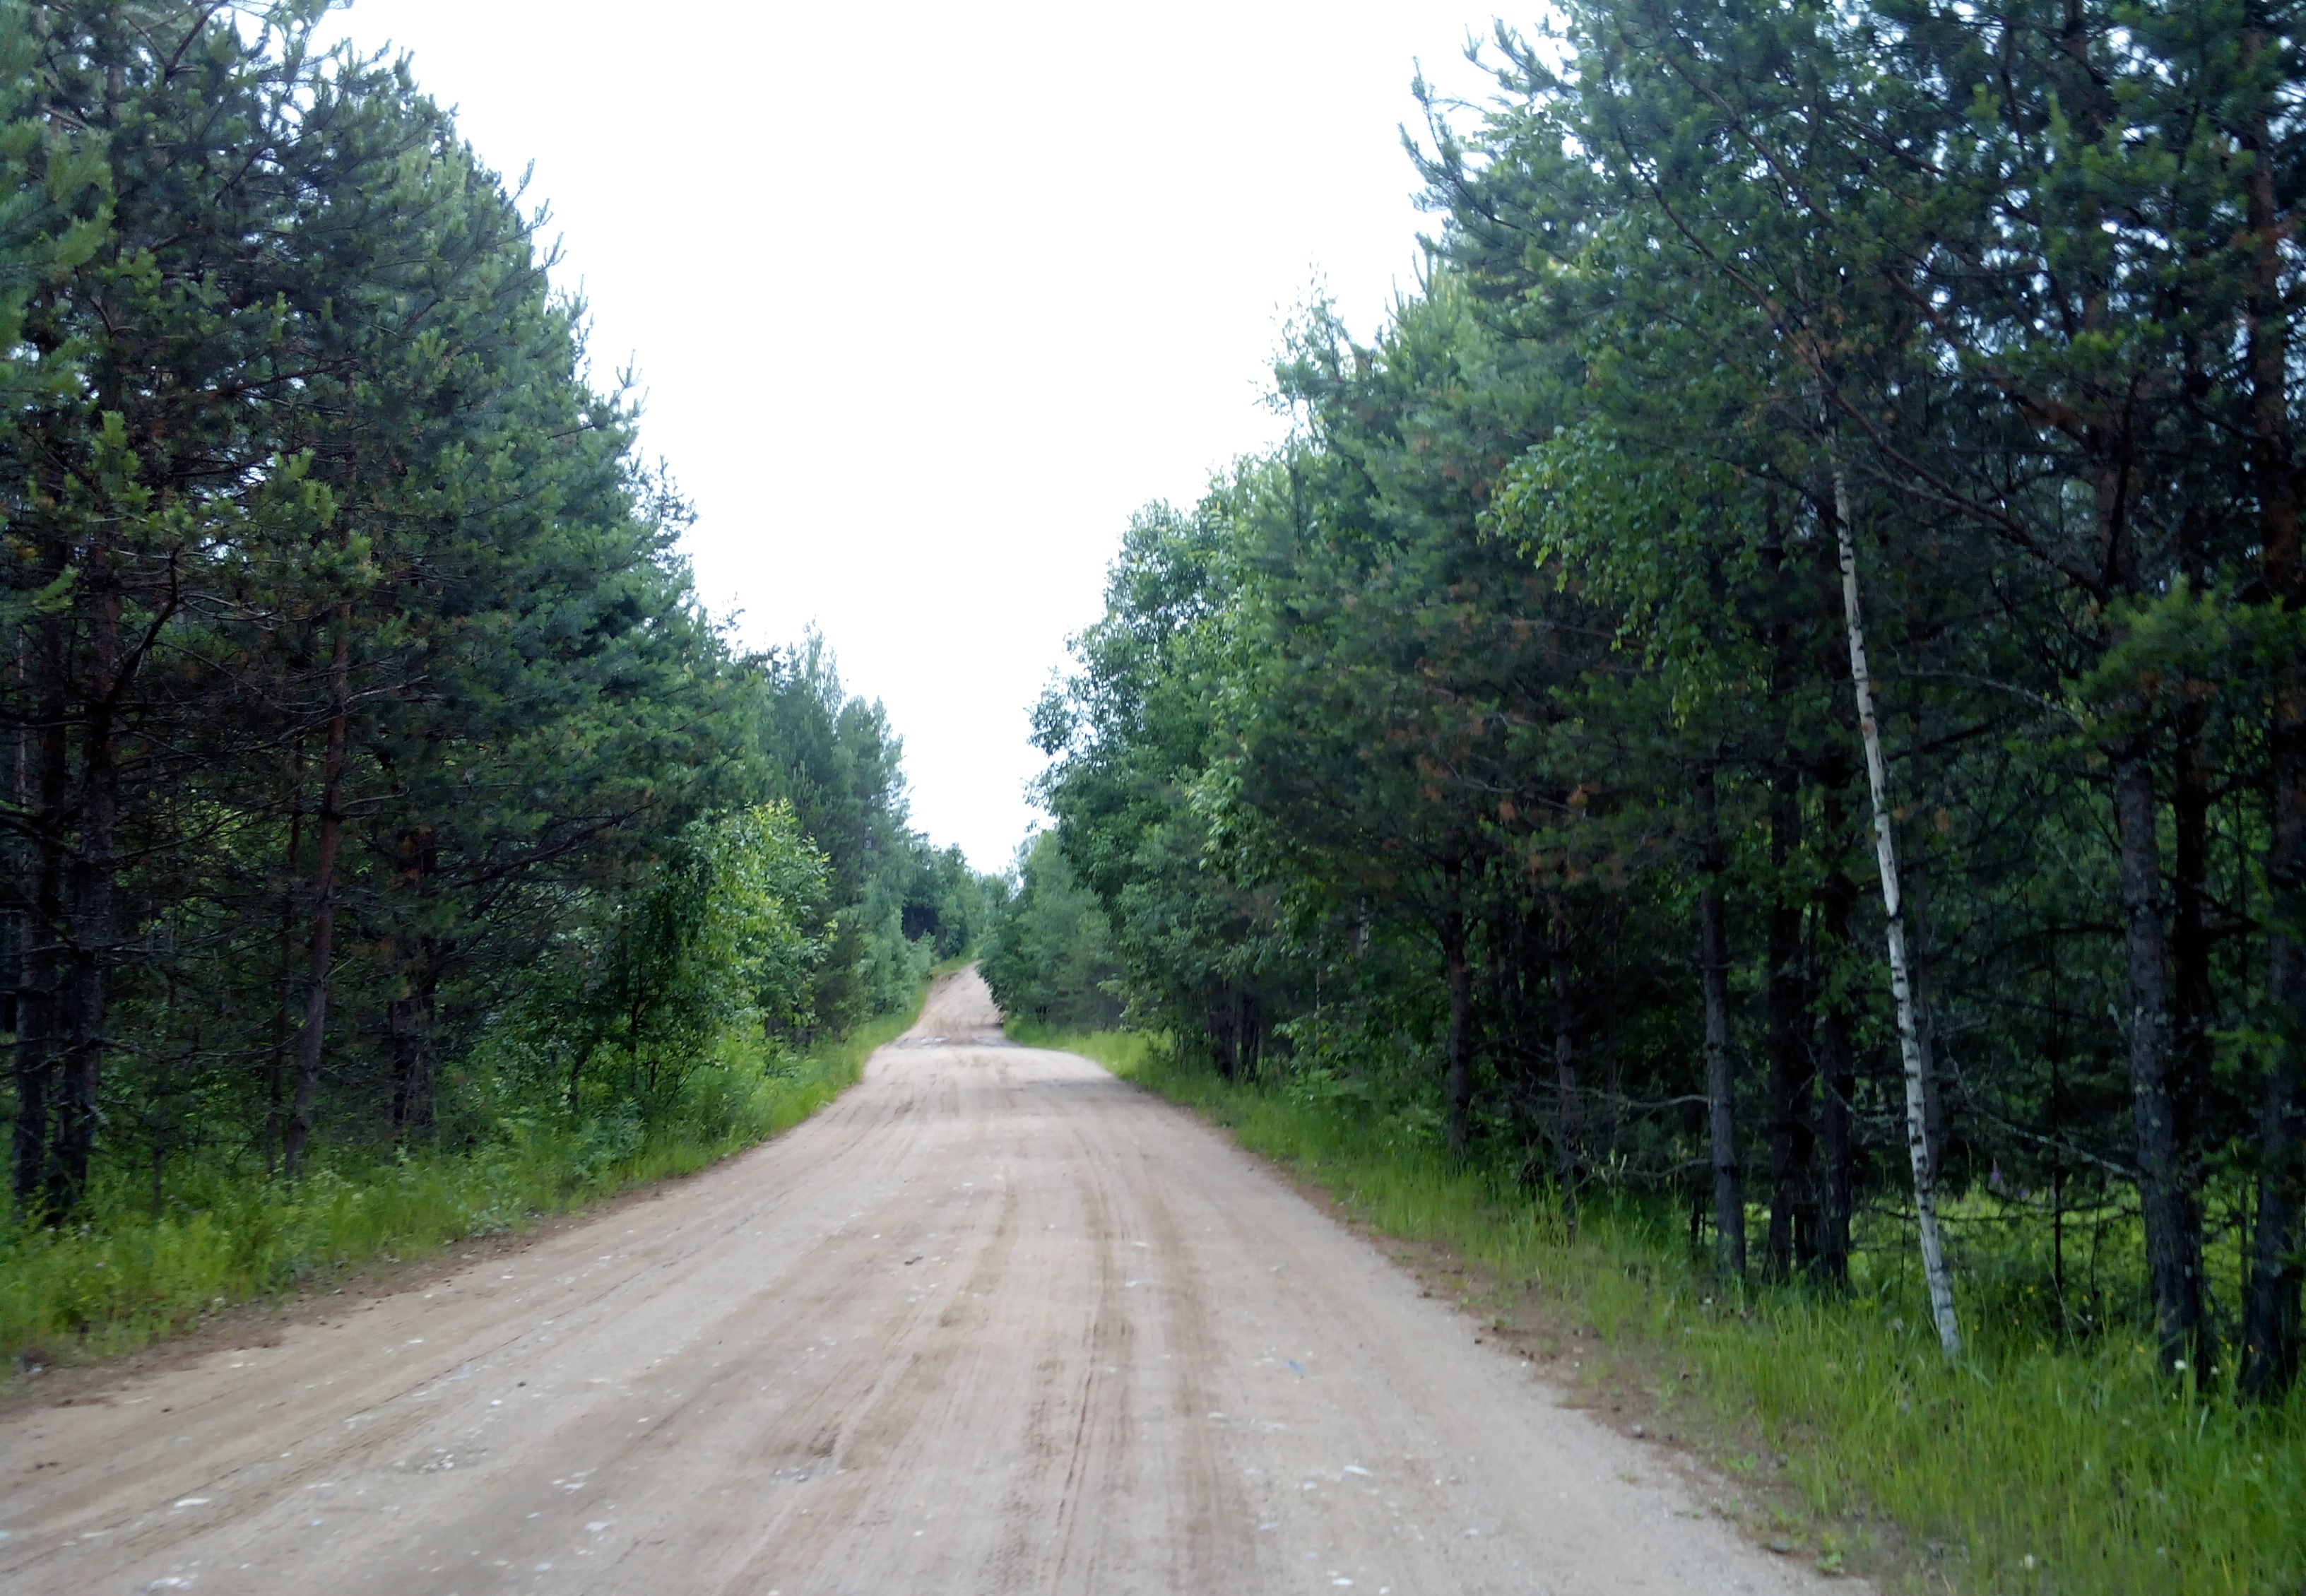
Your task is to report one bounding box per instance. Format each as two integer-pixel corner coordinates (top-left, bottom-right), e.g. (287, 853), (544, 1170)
(0, 969), (1844, 1595)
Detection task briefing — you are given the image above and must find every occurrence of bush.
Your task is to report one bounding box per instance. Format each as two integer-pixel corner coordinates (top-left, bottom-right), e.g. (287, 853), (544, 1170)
(981, 831), (1123, 1029)
(0, 972), (936, 1376)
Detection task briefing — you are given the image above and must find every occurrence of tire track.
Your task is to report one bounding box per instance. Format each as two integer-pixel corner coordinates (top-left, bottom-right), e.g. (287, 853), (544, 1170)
(0, 969), (1851, 1596)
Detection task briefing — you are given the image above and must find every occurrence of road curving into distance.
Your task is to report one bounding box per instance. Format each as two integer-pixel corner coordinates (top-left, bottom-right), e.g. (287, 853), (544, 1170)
(0, 967), (1845, 1595)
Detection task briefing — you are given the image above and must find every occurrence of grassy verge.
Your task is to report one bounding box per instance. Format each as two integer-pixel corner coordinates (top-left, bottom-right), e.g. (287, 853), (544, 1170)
(1000, 1018), (1159, 1075)
(1043, 1027), (2304, 1596)
(0, 976), (944, 1376)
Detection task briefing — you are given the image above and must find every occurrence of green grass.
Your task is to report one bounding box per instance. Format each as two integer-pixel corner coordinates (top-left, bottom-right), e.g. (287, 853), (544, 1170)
(0, 981), (938, 1376)
(1001, 1018), (1159, 1075)
(1053, 1029), (2305, 1596)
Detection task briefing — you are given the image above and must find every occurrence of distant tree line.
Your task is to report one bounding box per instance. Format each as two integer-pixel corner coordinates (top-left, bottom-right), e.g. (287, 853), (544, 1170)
(1008, 0), (2306, 1400)
(980, 830), (1122, 1033)
(0, 2), (987, 1223)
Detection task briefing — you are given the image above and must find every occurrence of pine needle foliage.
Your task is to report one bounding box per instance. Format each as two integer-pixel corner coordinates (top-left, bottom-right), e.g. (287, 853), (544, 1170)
(0, 4), (996, 1363)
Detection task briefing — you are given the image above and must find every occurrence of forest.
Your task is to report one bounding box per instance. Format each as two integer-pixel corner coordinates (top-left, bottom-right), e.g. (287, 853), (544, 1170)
(0, 1), (987, 1337)
(988, 0), (2306, 1424)
(4, 0), (2302, 1579)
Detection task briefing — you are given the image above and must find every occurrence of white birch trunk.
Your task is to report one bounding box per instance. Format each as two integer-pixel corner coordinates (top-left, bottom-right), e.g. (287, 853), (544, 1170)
(1832, 467), (1961, 1360)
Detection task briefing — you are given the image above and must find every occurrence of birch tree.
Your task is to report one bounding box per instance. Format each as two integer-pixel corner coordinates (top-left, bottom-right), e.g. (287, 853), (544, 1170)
(1831, 466), (1961, 1357)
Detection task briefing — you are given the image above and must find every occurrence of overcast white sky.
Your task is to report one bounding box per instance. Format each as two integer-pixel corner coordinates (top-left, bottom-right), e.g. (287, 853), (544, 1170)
(325, 1), (1506, 871)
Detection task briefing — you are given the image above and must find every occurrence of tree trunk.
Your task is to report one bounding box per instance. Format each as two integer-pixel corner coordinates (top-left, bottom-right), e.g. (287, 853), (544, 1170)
(389, 942), (439, 1140)
(2240, 47), (2304, 1401)
(2170, 699), (2216, 1230)
(1903, 810), (1950, 1178)
(1831, 466), (1959, 1359)
(566, 1021), (589, 1112)
(2245, 709), (2305, 1398)
(2114, 743), (2204, 1370)
(49, 584), (122, 1217)
(387, 826), (441, 1140)
(1, 641), (19, 1051)
(284, 611), (352, 1180)
(1442, 904), (1473, 1157)
(1765, 764), (1813, 1279)
(1696, 763), (1744, 1281)
(12, 871), (58, 1220)
(51, 730), (112, 1216)
(1816, 779), (1859, 1289)
(11, 639), (64, 1217)
(2046, 945), (2071, 1324)
(1209, 988), (1238, 1080)
(269, 788), (302, 1175)
(1551, 903), (1580, 1229)
(1811, 544), (1864, 1290)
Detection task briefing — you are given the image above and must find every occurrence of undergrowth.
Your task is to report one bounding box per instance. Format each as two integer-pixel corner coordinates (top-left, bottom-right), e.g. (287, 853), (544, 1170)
(0, 977), (940, 1374)
(1042, 1026), (2306, 1596)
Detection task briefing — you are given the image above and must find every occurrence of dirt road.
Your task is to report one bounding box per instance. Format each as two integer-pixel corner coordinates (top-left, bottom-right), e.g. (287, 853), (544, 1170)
(1, 970), (1843, 1595)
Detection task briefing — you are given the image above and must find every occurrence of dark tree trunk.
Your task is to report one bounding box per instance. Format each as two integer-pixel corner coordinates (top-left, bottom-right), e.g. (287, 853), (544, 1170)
(2245, 707), (2305, 1397)
(1815, 782), (1859, 1289)
(1758, 498), (1813, 1277)
(11, 637), (65, 1217)
(2115, 742), (2204, 1370)
(269, 786), (302, 1175)
(1696, 764), (1744, 1279)
(12, 873), (58, 1219)
(387, 826), (441, 1139)
(1810, 542), (1862, 1289)
(284, 612), (352, 1179)
(2241, 57), (2304, 1401)
(1765, 765), (1814, 1279)
(0, 665), (17, 1047)
(1443, 905), (1473, 1157)
(567, 1016), (589, 1111)
(1551, 903), (1579, 1228)
(2046, 947), (2071, 1323)
(389, 944), (440, 1140)
(50, 732), (111, 1216)
(2170, 698), (2216, 1217)
(1210, 988), (1240, 1080)
(1236, 986), (1263, 1081)
(48, 584), (124, 1217)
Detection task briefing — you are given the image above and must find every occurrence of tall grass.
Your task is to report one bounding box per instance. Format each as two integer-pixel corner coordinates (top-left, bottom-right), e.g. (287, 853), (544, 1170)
(1056, 1029), (2305, 1596)
(1002, 1019), (1158, 1075)
(0, 985), (933, 1373)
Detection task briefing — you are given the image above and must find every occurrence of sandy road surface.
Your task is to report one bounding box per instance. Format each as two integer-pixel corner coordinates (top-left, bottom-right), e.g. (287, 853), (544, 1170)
(1, 969), (1845, 1595)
